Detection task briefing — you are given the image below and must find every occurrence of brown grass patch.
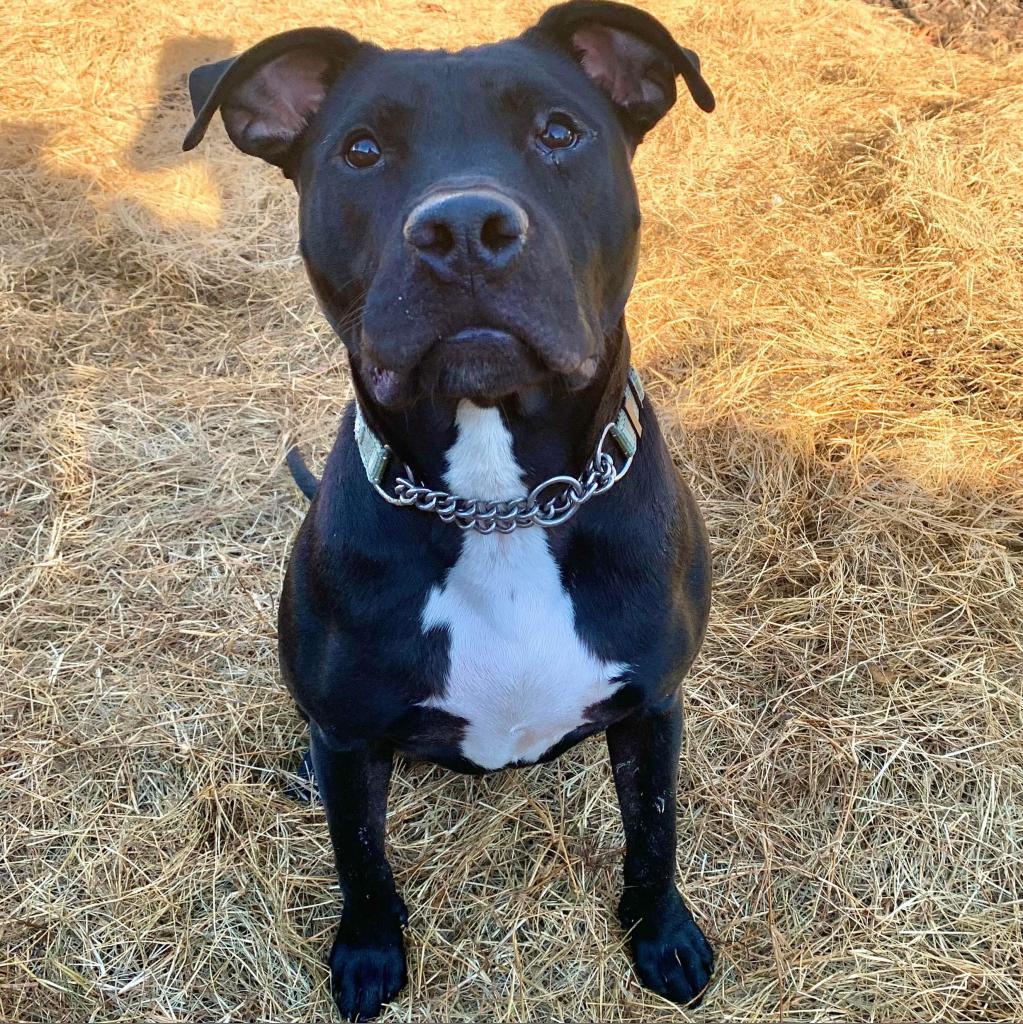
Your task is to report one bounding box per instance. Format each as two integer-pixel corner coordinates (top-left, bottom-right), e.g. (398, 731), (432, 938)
(3, 0), (1023, 1020)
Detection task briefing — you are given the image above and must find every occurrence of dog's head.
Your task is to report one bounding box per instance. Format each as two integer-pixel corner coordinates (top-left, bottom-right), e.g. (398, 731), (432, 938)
(184, 2), (713, 410)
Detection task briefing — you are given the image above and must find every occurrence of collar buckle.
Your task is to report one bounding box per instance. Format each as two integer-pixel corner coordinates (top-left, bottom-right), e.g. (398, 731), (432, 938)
(608, 366), (645, 462)
(354, 403), (394, 488)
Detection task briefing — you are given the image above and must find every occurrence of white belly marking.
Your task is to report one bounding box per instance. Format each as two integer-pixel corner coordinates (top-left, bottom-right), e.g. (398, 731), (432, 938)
(419, 401), (628, 771)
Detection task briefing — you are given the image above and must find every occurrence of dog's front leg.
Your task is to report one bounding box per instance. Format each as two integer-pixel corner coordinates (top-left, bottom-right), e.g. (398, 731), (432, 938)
(309, 723), (407, 1021)
(606, 701), (714, 1006)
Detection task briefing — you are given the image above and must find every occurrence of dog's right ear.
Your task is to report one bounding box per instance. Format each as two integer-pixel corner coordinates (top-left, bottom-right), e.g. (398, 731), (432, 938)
(183, 27), (362, 172)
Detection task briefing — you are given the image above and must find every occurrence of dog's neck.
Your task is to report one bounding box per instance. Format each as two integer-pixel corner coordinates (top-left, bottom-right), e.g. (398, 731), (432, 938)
(352, 323), (632, 493)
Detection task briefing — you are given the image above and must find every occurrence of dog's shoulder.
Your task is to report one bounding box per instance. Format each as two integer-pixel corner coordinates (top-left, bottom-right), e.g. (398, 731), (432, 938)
(278, 405), (460, 738)
(559, 397), (709, 675)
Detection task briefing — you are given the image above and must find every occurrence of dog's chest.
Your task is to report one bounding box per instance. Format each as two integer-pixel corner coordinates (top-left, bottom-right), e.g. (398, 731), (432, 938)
(418, 402), (628, 771)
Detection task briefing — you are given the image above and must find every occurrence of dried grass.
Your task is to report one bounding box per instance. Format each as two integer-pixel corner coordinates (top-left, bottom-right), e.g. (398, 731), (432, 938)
(867, 0), (1023, 54)
(2, 0), (1022, 1020)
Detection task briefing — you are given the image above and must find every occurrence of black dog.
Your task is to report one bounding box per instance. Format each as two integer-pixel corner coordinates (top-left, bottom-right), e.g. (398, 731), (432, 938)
(184, 2), (715, 1018)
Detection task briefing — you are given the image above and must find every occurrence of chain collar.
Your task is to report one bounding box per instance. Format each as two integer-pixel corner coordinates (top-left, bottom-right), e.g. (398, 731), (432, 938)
(354, 368), (645, 534)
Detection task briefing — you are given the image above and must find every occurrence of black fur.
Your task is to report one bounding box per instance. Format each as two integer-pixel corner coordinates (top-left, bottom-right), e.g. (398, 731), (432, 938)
(185, 3), (715, 1019)
(285, 445), (319, 500)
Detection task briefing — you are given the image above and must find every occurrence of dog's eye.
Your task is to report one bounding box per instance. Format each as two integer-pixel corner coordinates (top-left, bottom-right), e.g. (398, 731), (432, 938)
(538, 115), (579, 151)
(345, 135), (382, 169)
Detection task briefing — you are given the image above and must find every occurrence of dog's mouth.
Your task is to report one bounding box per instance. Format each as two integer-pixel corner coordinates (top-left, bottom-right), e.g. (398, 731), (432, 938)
(362, 325), (592, 407)
(421, 327), (548, 401)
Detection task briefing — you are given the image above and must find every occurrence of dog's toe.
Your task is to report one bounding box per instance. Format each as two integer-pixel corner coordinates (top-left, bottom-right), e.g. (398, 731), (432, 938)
(622, 889), (714, 1007)
(329, 915), (407, 1021)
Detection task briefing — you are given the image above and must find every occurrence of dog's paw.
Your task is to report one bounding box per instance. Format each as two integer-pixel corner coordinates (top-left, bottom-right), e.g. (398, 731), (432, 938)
(329, 910), (407, 1021)
(619, 887), (714, 1007)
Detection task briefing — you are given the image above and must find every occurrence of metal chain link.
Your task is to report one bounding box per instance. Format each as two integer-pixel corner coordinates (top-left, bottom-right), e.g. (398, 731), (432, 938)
(371, 421), (634, 534)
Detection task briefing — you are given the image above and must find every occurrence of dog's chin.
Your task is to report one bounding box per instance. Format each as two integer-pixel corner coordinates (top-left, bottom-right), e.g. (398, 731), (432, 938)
(424, 328), (550, 402)
(361, 328), (568, 408)
(358, 321), (606, 409)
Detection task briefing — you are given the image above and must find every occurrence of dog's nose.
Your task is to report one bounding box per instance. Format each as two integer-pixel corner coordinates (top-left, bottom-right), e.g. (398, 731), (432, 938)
(404, 188), (528, 281)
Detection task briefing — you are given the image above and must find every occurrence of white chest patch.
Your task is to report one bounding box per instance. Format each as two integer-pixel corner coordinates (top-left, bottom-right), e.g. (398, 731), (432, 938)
(419, 401), (629, 771)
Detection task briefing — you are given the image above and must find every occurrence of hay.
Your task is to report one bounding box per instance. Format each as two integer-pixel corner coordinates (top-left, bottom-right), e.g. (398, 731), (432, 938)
(867, 0), (1023, 53)
(2, 0), (1022, 1020)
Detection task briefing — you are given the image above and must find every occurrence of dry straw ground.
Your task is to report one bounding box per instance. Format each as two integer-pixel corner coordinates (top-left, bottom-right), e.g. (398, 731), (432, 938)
(2, 0), (1022, 1020)
(868, 0), (1023, 53)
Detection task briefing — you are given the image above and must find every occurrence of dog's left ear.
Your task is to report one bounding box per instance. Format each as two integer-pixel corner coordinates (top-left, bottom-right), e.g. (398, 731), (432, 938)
(529, 1), (714, 140)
